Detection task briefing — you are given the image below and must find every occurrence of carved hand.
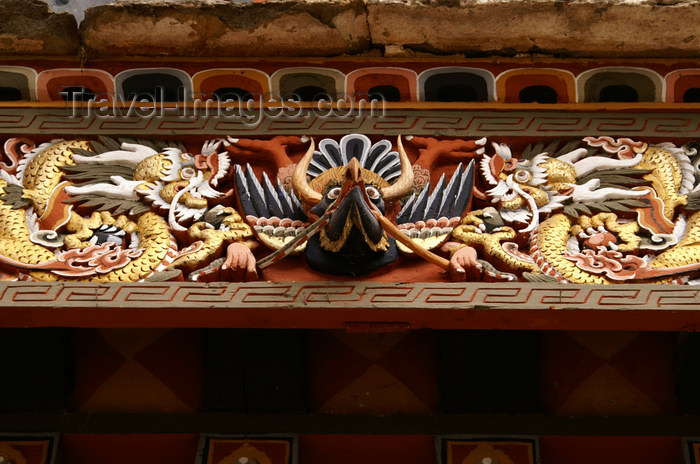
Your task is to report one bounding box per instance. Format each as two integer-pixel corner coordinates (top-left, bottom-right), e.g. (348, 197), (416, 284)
(447, 245), (482, 281)
(222, 242), (258, 281)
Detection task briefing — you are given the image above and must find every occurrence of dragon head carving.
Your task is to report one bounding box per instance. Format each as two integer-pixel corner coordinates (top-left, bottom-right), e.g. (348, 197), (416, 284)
(66, 140), (232, 231)
(477, 139), (651, 233)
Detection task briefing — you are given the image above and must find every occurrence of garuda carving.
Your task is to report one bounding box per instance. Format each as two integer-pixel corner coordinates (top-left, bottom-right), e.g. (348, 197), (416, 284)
(0, 134), (698, 284)
(233, 134), (476, 276)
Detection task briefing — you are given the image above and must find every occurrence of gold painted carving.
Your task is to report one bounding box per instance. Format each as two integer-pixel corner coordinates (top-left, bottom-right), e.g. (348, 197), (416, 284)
(452, 137), (700, 284)
(0, 134), (699, 284)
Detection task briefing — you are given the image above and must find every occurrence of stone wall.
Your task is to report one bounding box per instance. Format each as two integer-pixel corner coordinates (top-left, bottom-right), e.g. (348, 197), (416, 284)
(2, 0), (699, 58)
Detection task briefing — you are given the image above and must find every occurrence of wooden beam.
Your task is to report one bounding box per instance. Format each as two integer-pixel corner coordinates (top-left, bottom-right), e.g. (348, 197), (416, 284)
(0, 282), (699, 331)
(0, 412), (698, 436)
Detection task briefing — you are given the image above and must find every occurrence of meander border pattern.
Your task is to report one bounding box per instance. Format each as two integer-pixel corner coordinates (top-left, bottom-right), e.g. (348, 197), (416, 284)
(2, 281), (699, 311)
(1, 109), (700, 137)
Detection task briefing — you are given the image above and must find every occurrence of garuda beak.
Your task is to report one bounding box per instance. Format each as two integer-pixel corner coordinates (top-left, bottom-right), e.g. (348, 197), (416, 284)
(325, 186), (385, 247)
(318, 158), (388, 253)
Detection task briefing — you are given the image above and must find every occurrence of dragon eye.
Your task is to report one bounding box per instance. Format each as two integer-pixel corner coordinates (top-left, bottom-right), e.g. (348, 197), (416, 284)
(515, 169), (532, 183)
(327, 187), (341, 199)
(503, 159), (517, 171)
(365, 186), (380, 200)
(181, 167), (195, 179)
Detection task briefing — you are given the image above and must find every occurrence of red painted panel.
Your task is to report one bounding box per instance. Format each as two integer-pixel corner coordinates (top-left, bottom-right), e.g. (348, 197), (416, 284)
(62, 434), (199, 464)
(307, 331), (438, 414)
(541, 332), (677, 415)
(73, 329), (204, 412)
(300, 435), (436, 464)
(540, 436), (680, 464)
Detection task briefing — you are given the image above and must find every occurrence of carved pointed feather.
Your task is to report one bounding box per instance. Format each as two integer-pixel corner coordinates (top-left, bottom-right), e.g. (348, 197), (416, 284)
(234, 163), (309, 253)
(395, 160), (474, 253)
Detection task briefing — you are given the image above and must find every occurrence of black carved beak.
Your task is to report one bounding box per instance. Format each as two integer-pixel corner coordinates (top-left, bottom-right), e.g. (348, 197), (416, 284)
(327, 186), (384, 245)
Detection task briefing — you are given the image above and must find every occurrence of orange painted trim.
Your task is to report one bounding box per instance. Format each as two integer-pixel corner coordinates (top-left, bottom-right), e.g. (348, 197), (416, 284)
(665, 69), (700, 103)
(36, 69), (115, 101)
(192, 69), (271, 101)
(496, 68), (576, 103)
(346, 67), (418, 101)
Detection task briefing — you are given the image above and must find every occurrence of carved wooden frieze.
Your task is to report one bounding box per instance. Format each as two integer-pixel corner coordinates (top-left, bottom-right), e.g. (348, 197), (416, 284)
(0, 133), (699, 284)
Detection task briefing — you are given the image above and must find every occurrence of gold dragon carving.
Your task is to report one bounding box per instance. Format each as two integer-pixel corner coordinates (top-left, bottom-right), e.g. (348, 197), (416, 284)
(0, 137), (253, 282)
(449, 136), (700, 284)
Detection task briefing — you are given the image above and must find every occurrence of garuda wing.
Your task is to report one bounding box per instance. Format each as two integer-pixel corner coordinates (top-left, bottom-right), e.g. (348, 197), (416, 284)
(234, 164), (309, 252)
(395, 160), (474, 253)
